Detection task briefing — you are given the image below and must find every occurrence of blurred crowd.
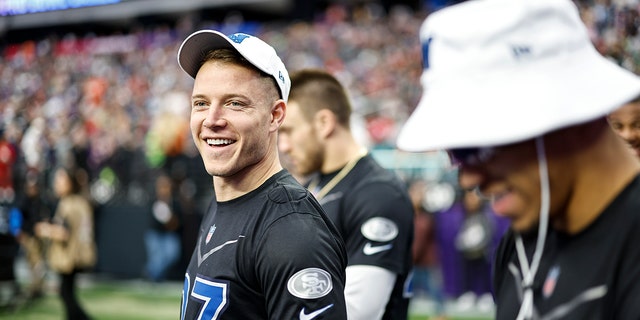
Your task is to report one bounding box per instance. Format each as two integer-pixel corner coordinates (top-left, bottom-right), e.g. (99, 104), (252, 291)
(0, 3), (427, 210)
(4, 0), (640, 206)
(1, 0), (640, 313)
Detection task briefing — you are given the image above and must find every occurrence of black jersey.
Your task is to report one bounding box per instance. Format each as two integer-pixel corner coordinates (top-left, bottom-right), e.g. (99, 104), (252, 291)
(307, 154), (414, 320)
(181, 170), (348, 320)
(493, 174), (640, 319)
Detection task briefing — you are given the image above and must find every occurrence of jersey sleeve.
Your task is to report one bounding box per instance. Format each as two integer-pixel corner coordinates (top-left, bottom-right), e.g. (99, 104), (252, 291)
(344, 265), (396, 319)
(343, 180), (414, 273)
(255, 212), (348, 320)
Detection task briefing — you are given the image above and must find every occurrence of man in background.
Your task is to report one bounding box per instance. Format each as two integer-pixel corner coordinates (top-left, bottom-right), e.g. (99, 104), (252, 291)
(608, 96), (640, 159)
(279, 69), (414, 320)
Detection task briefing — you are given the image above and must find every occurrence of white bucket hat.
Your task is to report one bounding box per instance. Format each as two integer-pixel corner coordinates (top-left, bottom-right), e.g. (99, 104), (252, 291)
(396, 0), (640, 152)
(177, 30), (291, 102)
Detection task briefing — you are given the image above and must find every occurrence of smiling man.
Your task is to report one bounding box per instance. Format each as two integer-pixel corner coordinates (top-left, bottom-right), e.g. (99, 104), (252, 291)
(608, 97), (640, 159)
(397, 0), (640, 319)
(177, 30), (347, 319)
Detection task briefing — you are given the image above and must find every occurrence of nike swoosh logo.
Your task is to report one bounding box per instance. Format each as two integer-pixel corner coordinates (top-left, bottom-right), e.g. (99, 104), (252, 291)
(545, 285), (607, 319)
(363, 242), (393, 255)
(299, 304), (333, 320)
(197, 235), (245, 267)
(507, 262), (607, 319)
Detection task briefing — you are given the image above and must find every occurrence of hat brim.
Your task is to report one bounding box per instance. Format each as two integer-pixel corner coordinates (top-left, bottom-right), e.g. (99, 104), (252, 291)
(178, 30), (236, 79)
(397, 45), (640, 152)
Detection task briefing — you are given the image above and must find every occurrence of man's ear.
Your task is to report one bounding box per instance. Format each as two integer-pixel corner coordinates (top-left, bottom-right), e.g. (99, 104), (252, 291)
(313, 109), (337, 139)
(270, 100), (286, 133)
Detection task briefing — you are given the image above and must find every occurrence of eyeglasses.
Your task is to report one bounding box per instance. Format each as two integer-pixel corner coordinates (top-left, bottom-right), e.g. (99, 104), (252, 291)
(448, 147), (496, 167)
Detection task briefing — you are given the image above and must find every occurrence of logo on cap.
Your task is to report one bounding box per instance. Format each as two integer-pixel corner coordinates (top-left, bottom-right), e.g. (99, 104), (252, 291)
(511, 45), (532, 59)
(229, 33), (250, 44)
(422, 37), (433, 70)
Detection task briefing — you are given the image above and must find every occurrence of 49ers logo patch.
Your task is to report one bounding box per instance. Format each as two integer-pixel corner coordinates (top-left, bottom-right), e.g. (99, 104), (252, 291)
(287, 268), (333, 299)
(361, 217), (398, 242)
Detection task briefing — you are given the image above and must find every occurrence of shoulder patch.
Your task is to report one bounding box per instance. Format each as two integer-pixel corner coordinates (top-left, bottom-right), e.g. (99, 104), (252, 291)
(361, 217), (398, 242)
(287, 268), (333, 299)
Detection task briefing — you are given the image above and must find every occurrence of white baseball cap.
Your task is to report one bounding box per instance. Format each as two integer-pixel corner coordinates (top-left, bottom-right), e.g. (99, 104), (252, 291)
(177, 30), (291, 102)
(396, 0), (640, 152)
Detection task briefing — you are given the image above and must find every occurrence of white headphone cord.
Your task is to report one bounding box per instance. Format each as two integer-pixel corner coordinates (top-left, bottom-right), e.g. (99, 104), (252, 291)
(515, 137), (551, 320)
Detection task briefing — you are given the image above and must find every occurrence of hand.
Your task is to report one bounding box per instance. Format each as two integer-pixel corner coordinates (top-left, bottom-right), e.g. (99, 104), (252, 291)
(48, 224), (69, 241)
(34, 222), (50, 238)
(34, 222), (68, 241)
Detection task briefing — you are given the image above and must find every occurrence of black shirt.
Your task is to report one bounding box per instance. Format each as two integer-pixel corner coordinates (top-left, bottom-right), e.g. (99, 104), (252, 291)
(308, 154), (414, 320)
(493, 174), (640, 319)
(181, 170), (348, 319)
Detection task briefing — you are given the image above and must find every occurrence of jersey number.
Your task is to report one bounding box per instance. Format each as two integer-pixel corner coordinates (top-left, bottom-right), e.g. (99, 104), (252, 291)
(182, 274), (229, 320)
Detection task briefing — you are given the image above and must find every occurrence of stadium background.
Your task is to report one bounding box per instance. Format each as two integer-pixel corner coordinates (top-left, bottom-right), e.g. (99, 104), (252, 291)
(1, 0), (639, 318)
(0, 0), (445, 279)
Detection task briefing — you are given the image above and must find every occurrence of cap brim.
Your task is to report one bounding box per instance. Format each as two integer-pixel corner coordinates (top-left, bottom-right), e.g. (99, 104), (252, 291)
(177, 30), (235, 79)
(397, 46), (640, 152)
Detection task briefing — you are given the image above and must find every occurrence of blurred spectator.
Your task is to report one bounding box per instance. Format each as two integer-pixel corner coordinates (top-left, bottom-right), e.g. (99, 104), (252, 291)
(19, 117), (47, 176)
(409, 179), (447, 319)
(163, 151), (206, 277)
(143, 173), (182, 282)
(35, 166), (96, 320)
(0, 202), (20, 310)
(608, 96), (640, 158)
(16, 170), (53, 299)
(0, 125), (20, 308)
(435, 182), (509, 310)
(0, 126), (17, 205)
(453, 190), (497, 312)
(455, 191), (492, 294)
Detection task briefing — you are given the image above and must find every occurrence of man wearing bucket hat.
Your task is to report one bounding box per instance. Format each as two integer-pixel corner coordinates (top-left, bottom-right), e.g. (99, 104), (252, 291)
(397, 0), (640, 319)
(177, 30), (348, 319)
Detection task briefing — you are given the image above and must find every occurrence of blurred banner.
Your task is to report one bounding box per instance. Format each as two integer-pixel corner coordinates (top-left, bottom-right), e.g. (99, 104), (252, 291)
(0, 0), (291, 30)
